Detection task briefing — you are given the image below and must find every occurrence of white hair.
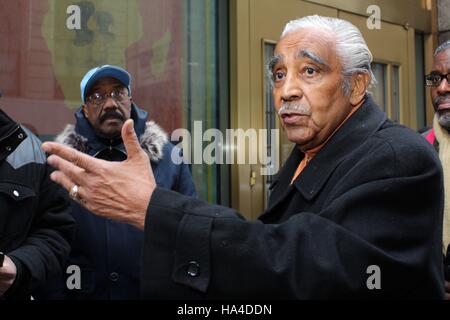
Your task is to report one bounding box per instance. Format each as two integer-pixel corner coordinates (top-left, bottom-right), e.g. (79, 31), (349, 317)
(434, 40), (450, 56)
(281, 15), (376, 96)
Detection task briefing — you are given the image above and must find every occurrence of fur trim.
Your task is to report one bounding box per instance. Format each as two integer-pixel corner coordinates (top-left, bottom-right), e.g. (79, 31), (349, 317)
(55, 121), (168, 162)
(140, 121), (168, 161)
(55, 124), (89, 153)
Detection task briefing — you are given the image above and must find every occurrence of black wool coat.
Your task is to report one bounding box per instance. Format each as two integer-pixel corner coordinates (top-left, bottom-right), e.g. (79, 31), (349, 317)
(141, 97), (445, 299)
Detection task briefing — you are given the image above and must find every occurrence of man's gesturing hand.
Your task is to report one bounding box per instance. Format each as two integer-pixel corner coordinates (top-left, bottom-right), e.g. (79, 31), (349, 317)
(42, 119), (155, 230)
(0, 255), (17, 297)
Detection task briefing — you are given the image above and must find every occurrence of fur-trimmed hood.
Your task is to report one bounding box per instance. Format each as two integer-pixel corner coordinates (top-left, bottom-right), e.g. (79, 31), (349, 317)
(56, 120), (168, 162)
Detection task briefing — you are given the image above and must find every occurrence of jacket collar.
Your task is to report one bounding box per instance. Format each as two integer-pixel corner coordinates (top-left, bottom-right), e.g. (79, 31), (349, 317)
(56, 104), (168, 162)
(0, 109), (27, 163)
(0, 108), (18, 140)
(268, 96), (387, 207)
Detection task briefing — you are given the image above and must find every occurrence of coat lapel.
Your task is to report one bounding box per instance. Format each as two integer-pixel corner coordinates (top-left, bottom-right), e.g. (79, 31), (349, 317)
(262, 96), (387, 218)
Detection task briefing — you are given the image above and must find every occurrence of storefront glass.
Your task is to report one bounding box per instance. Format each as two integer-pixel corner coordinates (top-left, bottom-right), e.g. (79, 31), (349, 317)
(0, 0), (229, 204)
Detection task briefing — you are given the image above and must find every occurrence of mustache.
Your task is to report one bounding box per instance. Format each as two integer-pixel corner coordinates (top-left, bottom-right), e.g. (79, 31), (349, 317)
(433, 94), (450, 108)
(278, 102), (311, 116)
(99, 111), (125, 124)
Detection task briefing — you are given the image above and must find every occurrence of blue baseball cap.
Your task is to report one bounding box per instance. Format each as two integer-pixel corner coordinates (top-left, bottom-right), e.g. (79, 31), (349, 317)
(80, 65), (132, 103)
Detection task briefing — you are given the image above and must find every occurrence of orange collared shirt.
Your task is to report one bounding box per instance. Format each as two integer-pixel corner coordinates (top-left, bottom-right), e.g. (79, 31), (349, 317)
(290, 103), (363, 184)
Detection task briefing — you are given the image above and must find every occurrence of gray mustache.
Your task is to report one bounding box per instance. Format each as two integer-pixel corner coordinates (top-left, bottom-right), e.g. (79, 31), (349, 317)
(278, 102), (311, 116)
(433, 94), (450, 107)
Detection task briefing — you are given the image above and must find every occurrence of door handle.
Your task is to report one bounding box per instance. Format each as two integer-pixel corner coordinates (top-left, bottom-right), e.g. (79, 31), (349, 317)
(250, 171), (256, 187)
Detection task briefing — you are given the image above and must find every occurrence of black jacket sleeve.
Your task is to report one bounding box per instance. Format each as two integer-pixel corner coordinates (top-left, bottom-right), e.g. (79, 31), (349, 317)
(6, 165), (75, 298)
(141, 137), (444, 299)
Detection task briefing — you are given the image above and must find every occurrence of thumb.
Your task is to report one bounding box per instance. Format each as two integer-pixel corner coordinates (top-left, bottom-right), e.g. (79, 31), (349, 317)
(122, 119), (143, 158)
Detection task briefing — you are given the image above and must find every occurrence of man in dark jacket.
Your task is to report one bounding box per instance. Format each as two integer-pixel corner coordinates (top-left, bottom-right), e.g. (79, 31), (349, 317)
(0, 106), (74, 299)
(421, 39), (450, 299)
(39, 65), (196, 299)
(43, 16), (445, 298)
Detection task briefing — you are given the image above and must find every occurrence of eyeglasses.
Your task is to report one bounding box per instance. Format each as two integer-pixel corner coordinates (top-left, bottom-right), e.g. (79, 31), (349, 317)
(86, 89), (130, 106)
(424, 72), (450, 87)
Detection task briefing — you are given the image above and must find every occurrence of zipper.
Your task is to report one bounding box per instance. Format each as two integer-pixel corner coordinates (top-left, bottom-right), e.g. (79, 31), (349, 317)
(92, 140), (126, 158)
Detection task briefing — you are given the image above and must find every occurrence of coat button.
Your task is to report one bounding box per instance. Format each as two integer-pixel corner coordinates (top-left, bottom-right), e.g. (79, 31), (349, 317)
(187, 261), (200, 277)
(13, 190), (19, 197)
(109, 272), (119, 282)
(18, 133), (24, 139)
(5, 146), (11, 151)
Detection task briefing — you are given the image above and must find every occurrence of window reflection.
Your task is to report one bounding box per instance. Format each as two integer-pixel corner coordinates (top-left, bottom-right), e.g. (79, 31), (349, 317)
(392, 65), (400, 123)
(0, 0), (229, 204)
(371, 62), (387, 112)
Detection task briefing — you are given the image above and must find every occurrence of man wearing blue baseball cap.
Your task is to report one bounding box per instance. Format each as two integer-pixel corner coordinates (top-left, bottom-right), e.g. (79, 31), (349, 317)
(37, 65), (197, 300)
(78, 65), (133, 140)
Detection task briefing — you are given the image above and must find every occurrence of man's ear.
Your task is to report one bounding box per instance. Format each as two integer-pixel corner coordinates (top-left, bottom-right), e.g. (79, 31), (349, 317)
(349, 73), (370, 106)
(82, 105), (89, 119)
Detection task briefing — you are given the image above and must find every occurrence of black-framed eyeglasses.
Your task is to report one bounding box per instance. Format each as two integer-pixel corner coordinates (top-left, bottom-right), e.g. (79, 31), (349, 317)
(424, 72), (450, 87)
(86, 89), (130, 106)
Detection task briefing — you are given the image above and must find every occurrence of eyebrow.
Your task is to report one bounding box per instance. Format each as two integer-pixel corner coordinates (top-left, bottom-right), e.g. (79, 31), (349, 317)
(267, 54), (283, 72)
(267, 50), (330, 73)
(297, 49), (330, 70)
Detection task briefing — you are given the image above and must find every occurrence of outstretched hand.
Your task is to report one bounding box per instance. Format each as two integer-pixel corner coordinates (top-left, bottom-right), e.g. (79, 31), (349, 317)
(42, 119), (155, 230)
(0, 255), (17, 297)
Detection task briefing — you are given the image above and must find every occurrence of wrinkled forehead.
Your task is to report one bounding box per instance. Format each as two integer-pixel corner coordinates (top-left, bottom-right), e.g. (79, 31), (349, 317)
(274, 28), (337, 65)
(433, 48), (450, 71)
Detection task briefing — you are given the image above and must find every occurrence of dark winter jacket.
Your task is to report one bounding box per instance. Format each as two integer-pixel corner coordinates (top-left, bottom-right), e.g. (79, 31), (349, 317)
(0, 109), (74, 299)
(39, 103), (196, 299)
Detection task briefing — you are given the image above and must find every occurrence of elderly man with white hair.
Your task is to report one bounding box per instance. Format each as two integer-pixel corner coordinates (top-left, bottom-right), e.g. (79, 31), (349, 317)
(42, 15), (444, 299)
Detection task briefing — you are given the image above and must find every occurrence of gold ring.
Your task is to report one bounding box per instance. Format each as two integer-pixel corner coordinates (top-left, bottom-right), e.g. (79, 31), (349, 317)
(69, 184), (80, 201)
